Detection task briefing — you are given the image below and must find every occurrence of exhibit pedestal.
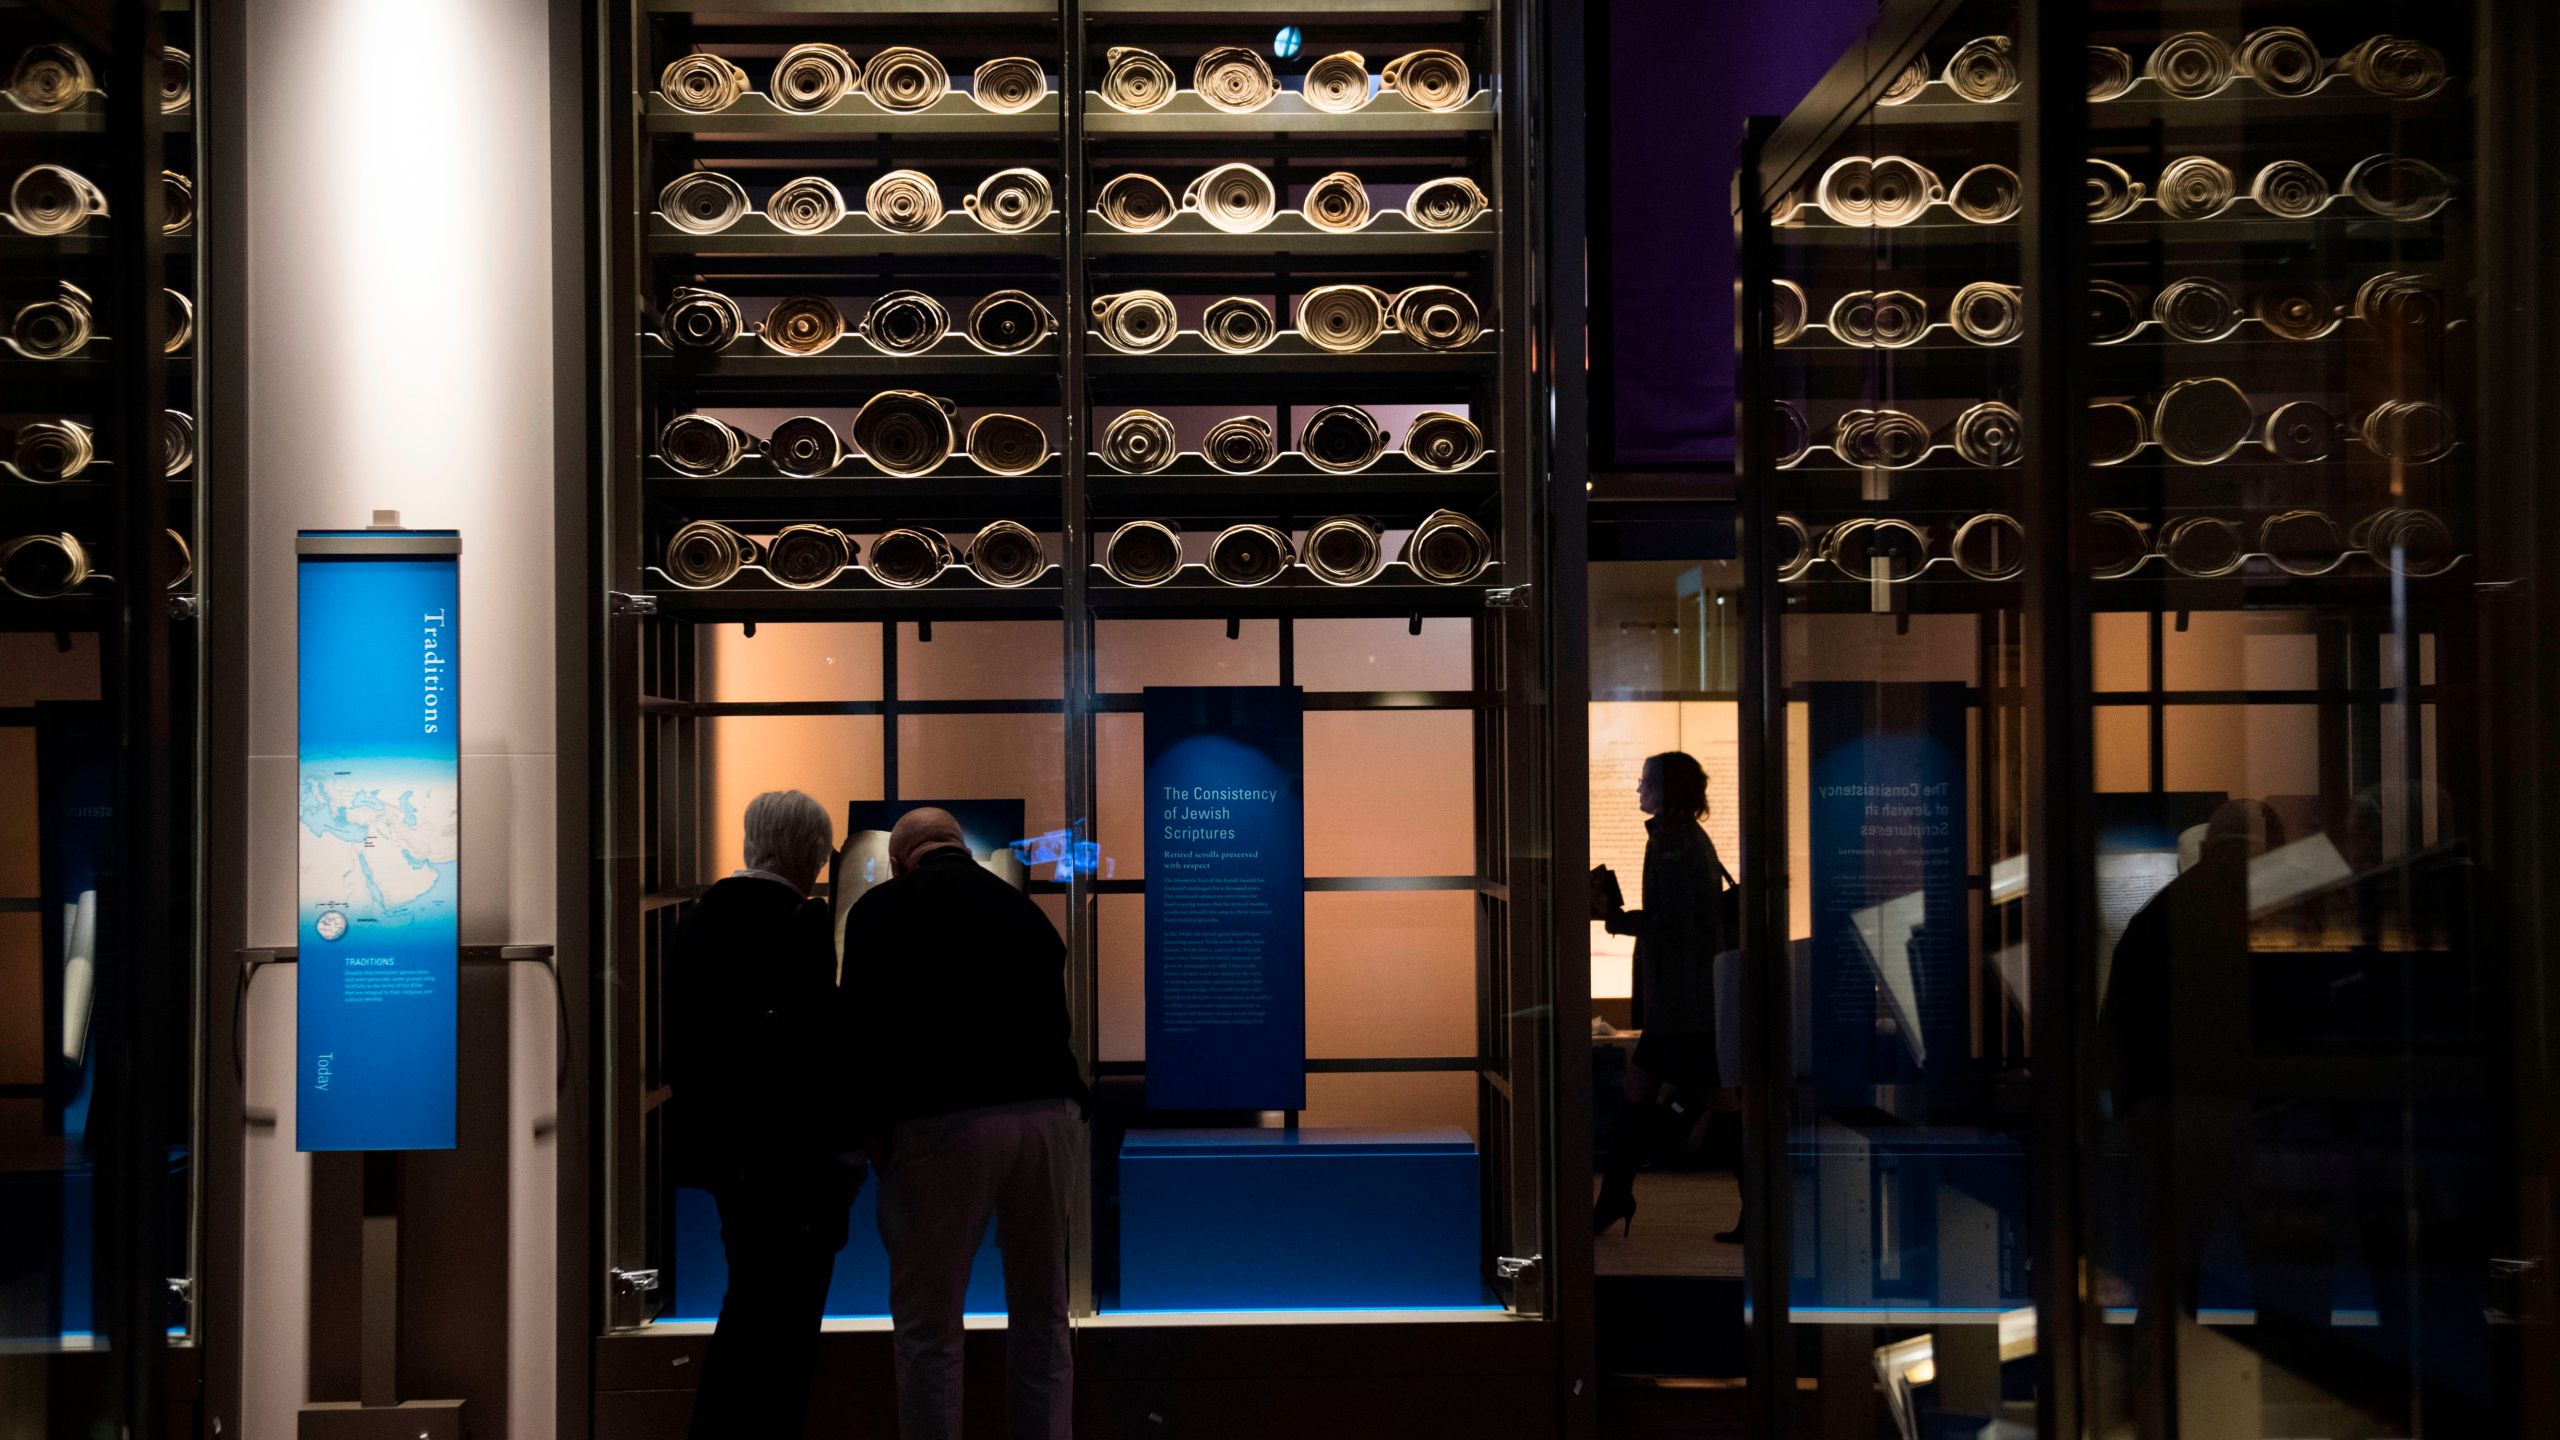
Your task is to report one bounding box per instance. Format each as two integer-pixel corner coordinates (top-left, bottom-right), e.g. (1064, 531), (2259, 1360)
(1117, 1128), (1485, 1311)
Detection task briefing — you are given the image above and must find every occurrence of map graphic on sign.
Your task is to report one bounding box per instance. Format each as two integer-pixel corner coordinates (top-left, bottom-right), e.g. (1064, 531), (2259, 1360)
(297, 771), (459, 942)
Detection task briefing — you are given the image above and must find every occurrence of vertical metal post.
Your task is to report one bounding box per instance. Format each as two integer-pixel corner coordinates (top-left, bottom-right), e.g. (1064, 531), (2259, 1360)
(1535, 0), (1597, 1426)
(359, 1153), (402, 1408)
(97, 2), (176, 1432)
(1734, 116), (1796, 1440)
(2018, 4), (2095, 1436)
(1060, 0), (1096, 1319)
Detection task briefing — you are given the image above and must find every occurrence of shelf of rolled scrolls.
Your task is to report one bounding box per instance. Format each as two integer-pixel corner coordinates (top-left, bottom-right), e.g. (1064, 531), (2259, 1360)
(597, 0), (1548, 1347)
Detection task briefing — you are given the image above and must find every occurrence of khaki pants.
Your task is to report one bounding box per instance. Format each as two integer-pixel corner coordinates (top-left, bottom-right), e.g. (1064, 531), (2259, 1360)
(877, 1099), (1080, 1440)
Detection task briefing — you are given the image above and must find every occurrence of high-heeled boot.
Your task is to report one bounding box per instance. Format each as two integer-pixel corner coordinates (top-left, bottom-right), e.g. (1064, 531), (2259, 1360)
(1593, 1099), (1672, 1235)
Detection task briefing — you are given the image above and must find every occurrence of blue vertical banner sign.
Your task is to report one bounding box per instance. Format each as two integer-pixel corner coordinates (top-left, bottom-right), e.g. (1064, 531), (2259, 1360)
(1142, 686), (1306, 1111)
(1807, 681), (1969, 1107)
(296, 530), (463, 1151)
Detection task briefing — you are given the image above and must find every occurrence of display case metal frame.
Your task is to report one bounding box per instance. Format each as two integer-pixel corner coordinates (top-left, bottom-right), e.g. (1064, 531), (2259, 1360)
(1737, 2), (2544, 1437)
(582, 0), (1591, 1431)
(0, 0), (203, 1433)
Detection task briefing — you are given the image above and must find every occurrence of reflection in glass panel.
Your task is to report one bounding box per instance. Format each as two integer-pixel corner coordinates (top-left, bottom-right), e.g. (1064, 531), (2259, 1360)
(2077, 3), (2492, 1433)
(0, 634), (115, 1347)
(1746, 2), (2035, 1430)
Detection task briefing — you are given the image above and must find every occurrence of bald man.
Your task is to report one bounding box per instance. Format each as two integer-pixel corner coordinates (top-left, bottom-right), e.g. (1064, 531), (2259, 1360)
(843, 807), (1088, 1440)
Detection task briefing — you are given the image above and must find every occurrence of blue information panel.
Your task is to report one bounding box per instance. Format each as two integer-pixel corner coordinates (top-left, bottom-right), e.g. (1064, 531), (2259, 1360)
(1807, 681), (1969, 1106)
(1142, 686), (1305, 1111)
(296, 531), (462, 1151)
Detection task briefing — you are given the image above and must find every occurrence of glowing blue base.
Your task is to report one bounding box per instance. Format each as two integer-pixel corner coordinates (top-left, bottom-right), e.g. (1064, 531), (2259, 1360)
(1115, 1128), (1484, 1312)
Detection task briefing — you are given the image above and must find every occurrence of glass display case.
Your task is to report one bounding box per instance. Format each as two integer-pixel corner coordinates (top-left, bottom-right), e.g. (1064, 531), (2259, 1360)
(1739, 2), (2560, 1436)
(593, 0), (1562, 1349)
(1738, 2), (2037, 1434)
(0, 0), (206, 1422)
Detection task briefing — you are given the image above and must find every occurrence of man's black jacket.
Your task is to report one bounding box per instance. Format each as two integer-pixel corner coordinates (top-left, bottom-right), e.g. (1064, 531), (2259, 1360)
(842, 847), (1089, 1129)
(667, 875), (857, 1190)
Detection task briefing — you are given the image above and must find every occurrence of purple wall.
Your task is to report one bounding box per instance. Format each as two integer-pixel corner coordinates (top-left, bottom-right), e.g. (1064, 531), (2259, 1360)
(1603, 0), (1879, 467)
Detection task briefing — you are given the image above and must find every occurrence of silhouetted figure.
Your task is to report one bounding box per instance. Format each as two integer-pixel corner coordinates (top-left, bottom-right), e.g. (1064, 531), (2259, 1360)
(669, 790), (861, 1440)
(2104, 799), (2284, 1432)
(845, 807), (1089, 1440)
(1594, 751), (1729, 1237)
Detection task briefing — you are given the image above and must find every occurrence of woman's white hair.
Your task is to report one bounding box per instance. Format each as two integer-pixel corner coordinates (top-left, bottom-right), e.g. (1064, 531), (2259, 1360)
(742, 789), (834, 881)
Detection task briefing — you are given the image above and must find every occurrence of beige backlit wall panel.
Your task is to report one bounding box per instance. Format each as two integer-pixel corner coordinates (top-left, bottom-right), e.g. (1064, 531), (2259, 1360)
(0, 913), (37, 1088)
(2162, 704), (2321, 802)
(704, 716), (884, 879)
(2094, 705), (2153, 792)
(1095, 620), (1280, 692)
(1305, 710), (1474, 877)
(701, 622), (882, 702)
(2092, 611), (2150, 692)
(1096, 713), (1145, 878)
(1295, 617), (1474, 691)
(0, 729), (35, 900)
(1307, 890), (1475, 1059)
(896, 713), (1067, 844)
(2161, 610), (2319, 691)
(898, 621), (1063, 701)
(1098, 892), (1477, 1069)
(0, 633), (102, 703)
(1097, 891), (1144, 1061)
(1303, 1071), (1476, 1140)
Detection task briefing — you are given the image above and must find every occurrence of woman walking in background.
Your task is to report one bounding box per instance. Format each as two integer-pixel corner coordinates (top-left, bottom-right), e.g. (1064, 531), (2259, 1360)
(1592, 751), (1729, 1236)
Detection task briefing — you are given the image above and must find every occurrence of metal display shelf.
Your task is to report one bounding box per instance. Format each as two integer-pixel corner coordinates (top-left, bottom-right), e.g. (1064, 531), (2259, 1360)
(645, 472), (1063, 522)
(1082, 210), (1495, 255)
(1085, 330), (1497, 374)
(641, 331), (1060, 377)
(0, 107), (195, 134)
(1082, 91), (1494, 136)
(1086, 476), (1498, 517)
(644, 90), (1060, 135)
(1088, 452), (1497, 484)
(643, 569), (1066, 619)
(1776, 199), (2449, 246)
(641, 0), (1058, 11)
(1080, 0), (1490, 11)
(646, 452), (1063, 483)
(0, 231), (194, 259)
(646, 210), (1063, 255)
(1082, 563), (1500, 615)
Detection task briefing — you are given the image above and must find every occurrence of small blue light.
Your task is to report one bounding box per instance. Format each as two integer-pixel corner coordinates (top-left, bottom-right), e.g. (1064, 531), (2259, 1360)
(1273, 25), (1304, 61)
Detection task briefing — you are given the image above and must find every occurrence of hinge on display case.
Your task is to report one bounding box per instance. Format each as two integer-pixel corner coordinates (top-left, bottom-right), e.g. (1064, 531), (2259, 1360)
(1484, 584), (1532, 610)
(167, 592), (199, 620)
(611, 1267), (661, 1296)
(1495, 1253), (1540, 1281)
(168, 1276), (193, 1304)
(609, 591), (659, 617)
